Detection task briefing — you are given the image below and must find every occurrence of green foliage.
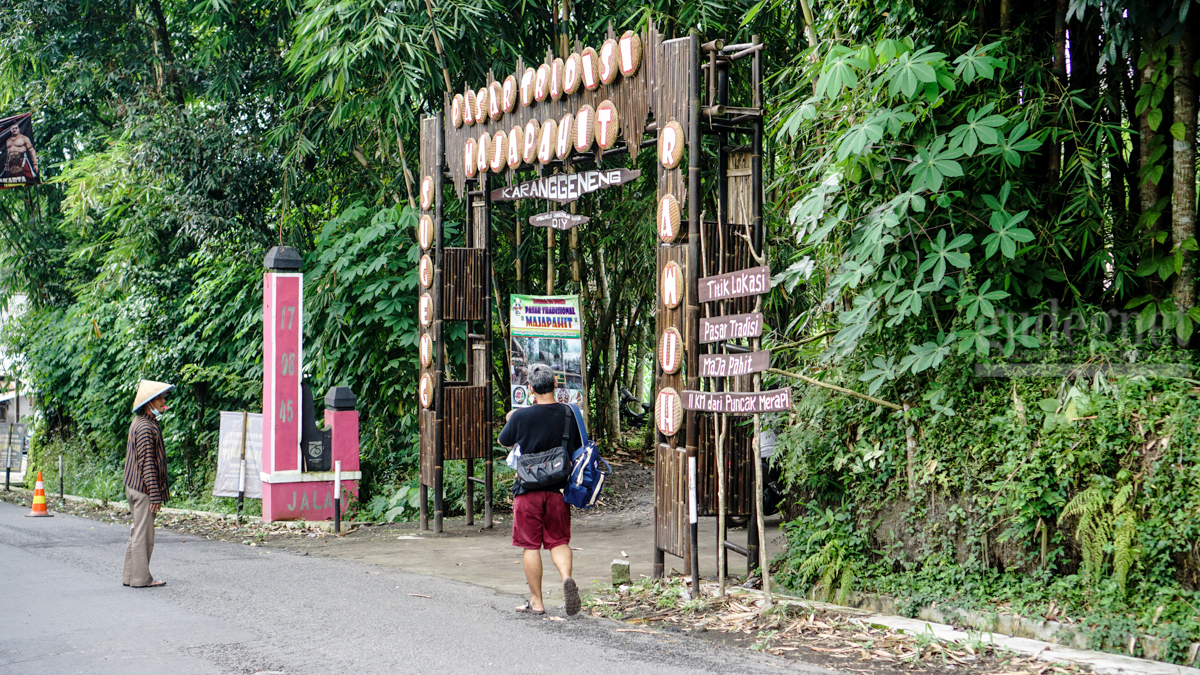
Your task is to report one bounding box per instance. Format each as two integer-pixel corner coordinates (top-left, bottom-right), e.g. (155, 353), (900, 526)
(779, 503), (863, 604)
(1058, 477), (1140, 592)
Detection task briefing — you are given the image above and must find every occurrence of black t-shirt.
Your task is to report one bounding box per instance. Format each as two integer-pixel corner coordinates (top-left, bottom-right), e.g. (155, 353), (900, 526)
(499, 403), (583, 494)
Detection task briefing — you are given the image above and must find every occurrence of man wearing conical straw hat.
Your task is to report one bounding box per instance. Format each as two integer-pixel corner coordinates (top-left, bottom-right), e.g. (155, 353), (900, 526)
(122, 380), (174, 588)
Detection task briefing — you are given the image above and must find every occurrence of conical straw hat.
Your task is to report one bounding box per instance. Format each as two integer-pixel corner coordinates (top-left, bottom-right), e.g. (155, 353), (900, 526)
(132, 380), (175, 412)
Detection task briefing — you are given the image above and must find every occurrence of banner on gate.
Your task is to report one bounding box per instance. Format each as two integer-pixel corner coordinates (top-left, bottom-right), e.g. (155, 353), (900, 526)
(510, 295), (586, 408)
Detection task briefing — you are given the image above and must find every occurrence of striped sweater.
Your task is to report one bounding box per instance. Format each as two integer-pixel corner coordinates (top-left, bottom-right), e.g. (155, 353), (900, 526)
(123, 414), (169, 503)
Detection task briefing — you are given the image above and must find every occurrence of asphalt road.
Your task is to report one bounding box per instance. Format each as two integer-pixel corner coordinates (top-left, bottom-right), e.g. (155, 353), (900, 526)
(0, 501), (839, 675)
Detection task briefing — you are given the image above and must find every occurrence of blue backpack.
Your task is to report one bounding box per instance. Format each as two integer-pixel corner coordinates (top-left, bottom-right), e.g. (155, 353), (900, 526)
(563, 404), (611, 509)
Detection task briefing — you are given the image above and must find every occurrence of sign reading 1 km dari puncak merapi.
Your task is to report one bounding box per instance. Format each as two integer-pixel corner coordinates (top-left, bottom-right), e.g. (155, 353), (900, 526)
(509, 295), (585, 409)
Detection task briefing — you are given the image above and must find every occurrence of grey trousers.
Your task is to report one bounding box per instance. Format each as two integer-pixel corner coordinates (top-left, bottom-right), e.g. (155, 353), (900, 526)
(122, 487), (157, 587)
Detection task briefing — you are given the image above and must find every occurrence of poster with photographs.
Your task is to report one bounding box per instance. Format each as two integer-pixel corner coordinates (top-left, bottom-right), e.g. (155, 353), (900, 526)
(510, 294), (585, 409)
(0, 113), (40, 189)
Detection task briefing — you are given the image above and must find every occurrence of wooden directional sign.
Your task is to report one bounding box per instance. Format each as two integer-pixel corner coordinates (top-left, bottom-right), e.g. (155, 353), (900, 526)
(491, 168), (641, 203)
(700, 312), (763, 344)
(529, 211), (590, 231)
(698, 351), (771, 378)
(697, 266), (771, 303)
(680, 388), (791, 415)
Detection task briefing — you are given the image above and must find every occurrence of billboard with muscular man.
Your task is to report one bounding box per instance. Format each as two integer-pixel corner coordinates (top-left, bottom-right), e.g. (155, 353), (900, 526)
(0, 113), (40, 189)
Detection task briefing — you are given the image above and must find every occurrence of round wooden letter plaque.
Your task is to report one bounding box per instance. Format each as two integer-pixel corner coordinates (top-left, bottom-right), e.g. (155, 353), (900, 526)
(555, 113), (574, 160)
(464, 89), (477, 126)
(659, 327), (683, 374)
(537, 118), (557, 165)
(489, 131), (507, 173)
(574, 105), (595, 153)
(619, 31), (643, 77)
(463, 138), (477, 178)
(451, 94), (464, 128)
(550, 58), (564, 101)
(595, 100), (620, 150)
(656, 387), (683, 437)
(420, 175), (434, 210)
(419, 292), (434, 328)
(581, 47), (600, 91)
(419, 333), (434, 368)
(535, 64), (550, 102)
(419, 254), (434, 288)
(659, 120), (685, 169)
(657, 194), (681, 243)
(523, 118), (541, 165)
(418, 215), (434, 250)
(599, 39), (619, 85)
(419, 373), (433, 409)
(476, 132), (491, 176)
(521, 67), (535, 107)
(661, 260), (683, 309)
(488, 81), (503, 121)
(502, 75), (518, 113)
(507, 126), (523, 169)
(475, 87), (489, 124)
(564, 53), (582, 94)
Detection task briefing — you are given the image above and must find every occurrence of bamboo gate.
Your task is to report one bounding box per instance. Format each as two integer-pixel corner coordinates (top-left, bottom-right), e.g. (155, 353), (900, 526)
(417, 26), (773, 592)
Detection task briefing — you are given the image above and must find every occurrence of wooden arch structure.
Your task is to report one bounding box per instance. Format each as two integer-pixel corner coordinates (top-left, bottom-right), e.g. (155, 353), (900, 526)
(417, 25), (774, 590)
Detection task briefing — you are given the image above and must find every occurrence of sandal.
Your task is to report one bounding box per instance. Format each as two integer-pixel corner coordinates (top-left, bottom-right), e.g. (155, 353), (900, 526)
(515, 601), (545, 615)
(563, 578), (580, 617)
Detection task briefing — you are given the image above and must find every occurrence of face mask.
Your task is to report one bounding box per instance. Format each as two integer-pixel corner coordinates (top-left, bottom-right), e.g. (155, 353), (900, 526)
(150, 404), (169, 419)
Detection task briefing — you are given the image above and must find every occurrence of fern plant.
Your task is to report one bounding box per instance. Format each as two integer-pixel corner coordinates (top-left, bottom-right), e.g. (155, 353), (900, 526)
(781, 504), (862, 604)
(1059, 476), (1139, 592)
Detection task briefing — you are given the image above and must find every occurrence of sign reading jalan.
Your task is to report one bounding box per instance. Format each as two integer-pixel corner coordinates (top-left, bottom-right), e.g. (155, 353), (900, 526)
(680, 388), (791, 415)
(698, 351), (770, 378)
(491, 168), (641, 203)
(697, 266), (771, 303)
(529, 211), (590, 230)
(700, 312), (763, 344)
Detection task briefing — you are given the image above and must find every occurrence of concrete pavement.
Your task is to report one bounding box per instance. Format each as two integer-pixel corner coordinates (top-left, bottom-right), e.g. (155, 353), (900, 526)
(0, 499), (836, 675)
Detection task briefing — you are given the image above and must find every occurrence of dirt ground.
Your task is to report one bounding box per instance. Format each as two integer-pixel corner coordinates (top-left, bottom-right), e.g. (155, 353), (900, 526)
(0, 461), (1090, 675)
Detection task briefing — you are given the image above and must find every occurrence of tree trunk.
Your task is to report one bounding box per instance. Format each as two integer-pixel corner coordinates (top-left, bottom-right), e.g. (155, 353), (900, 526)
(631, 324), (647, 402)
(146, 0), (183, 106)
(1138, 47), (1163, 221)
(608, 323), (620, 439)
(1172, 24), (1198, 310)
(1047, 0), (1068, 184)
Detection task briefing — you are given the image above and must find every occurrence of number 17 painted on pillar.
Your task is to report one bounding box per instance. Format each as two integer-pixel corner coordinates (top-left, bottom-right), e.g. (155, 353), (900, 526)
(263, 273), (303, 473)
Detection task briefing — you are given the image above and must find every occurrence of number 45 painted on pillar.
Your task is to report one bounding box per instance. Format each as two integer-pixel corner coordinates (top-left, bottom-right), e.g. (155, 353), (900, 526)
(279, 399), (294, 423)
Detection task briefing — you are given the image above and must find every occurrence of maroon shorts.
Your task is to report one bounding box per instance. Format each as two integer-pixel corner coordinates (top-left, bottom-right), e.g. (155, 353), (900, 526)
(512, 490), (571, 550)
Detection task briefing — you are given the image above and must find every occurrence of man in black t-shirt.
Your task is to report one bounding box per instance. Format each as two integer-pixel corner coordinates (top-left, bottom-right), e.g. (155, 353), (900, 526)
(498, 363), (583, 616)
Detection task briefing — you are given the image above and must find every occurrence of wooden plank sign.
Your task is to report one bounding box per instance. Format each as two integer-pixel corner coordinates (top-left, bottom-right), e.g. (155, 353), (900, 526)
(529, 211), (590, 230)
(491, 168), (641, 203)
(700, 312), (763, 344)
(697, 266), (771, 303)
(698, 350), (770, 378)
(680, 388), (792, 415)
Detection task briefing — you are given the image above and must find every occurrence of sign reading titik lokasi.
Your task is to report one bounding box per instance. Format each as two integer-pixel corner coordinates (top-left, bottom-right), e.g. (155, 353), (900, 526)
(529, 211), (590, 230)
(697, 266), (771, 303)
(491, 167), (640, 203)
(680, 388), (792, 415)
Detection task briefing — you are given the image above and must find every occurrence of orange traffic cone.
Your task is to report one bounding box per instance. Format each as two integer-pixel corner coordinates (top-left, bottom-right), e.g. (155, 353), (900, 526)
(25, 472), (53, 518)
